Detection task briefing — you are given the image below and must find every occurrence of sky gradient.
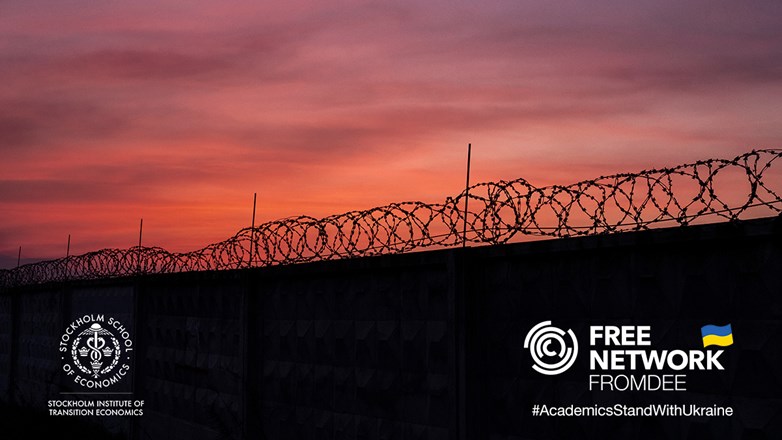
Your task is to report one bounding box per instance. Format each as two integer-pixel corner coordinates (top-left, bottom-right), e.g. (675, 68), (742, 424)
(2, 0), (782, 267)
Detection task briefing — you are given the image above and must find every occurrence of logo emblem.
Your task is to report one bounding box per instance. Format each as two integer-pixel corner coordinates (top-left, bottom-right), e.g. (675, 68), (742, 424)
(60, 314), (133, 389)
(72, 323), (120, 378)
(524, 320), (579, 375)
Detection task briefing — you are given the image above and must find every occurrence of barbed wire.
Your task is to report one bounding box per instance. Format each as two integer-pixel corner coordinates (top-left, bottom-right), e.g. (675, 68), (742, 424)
(2, 149), (780, 289)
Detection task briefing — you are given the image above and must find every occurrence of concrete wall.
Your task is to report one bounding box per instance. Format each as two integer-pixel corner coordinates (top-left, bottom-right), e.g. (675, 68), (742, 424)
(1, 216), (781, 439)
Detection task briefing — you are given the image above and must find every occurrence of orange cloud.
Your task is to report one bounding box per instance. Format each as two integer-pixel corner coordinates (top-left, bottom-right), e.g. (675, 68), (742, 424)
(2, 0), (782, 267)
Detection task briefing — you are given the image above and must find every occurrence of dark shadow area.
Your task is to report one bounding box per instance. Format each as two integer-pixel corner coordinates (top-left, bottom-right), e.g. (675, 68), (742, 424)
(0, 404), (122, 440)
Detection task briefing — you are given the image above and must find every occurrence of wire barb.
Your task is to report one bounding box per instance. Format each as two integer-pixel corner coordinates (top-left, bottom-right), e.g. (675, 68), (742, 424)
(2, 149), (780, 288)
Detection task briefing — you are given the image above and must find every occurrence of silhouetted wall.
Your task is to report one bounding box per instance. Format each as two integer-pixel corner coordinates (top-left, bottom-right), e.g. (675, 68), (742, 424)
(1, 216), (781, 439)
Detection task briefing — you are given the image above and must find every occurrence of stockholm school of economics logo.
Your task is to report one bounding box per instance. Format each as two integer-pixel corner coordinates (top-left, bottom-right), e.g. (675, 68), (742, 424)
(60, 314), (133, 389)
(524, 320), (579, 375)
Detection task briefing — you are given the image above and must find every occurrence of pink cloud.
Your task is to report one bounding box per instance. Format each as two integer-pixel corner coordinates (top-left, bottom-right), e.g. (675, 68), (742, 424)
(2, 0), (782, 267)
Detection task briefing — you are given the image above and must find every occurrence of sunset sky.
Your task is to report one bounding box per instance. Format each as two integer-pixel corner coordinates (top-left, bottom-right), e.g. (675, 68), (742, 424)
(2, 0), (782, 267)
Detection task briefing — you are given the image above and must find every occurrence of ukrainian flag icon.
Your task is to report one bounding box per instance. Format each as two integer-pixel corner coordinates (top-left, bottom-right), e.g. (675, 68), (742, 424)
(701, 324), (733, 347)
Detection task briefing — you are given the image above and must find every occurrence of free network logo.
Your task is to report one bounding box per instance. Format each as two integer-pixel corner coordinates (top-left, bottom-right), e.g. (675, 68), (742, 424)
(524, 321), (579, 375)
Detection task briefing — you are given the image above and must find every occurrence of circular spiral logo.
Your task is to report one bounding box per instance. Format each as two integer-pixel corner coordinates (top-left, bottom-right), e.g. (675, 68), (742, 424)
(524, 320), (579, 375)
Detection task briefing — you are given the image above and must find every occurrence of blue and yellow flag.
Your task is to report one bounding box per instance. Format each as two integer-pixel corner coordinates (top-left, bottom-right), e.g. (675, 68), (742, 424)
(701, 324), (733, 347)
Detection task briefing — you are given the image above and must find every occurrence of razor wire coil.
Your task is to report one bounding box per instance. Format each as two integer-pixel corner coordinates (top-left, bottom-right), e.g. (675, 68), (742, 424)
(2, 149), (780, 288)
